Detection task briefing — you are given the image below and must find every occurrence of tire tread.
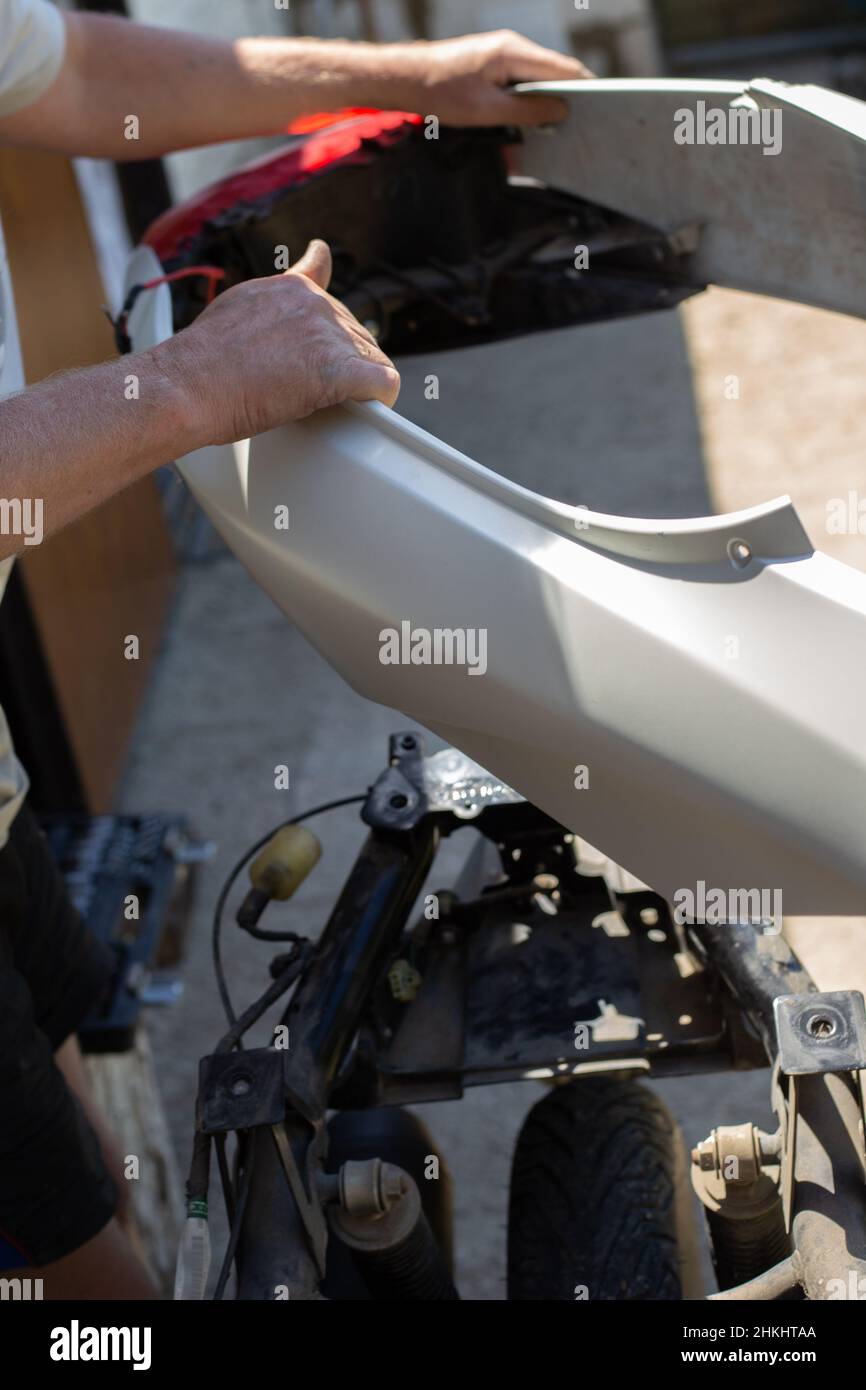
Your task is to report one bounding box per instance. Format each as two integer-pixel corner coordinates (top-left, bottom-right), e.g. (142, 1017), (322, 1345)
(508, 1077), (682, 1300)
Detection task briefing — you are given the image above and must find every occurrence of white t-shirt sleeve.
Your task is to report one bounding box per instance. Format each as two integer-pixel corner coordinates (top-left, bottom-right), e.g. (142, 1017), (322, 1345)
(0, 0), (65, 118)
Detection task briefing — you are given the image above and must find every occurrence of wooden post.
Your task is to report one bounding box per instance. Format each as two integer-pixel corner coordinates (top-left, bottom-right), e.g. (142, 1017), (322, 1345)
(0, 146), (176, 812)
(84, 1030), (184, 1298)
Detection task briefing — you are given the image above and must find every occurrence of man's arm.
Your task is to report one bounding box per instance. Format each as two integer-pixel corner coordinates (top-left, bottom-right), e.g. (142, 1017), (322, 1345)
(0, 13), (588, 158)
(0, 241), (398, 562)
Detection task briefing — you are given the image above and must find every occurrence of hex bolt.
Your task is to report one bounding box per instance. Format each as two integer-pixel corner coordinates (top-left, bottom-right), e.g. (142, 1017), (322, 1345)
(690, 1122), (769, 1184)
(692, 1136), (718, 1172)
(337, 1159), (409, 1218)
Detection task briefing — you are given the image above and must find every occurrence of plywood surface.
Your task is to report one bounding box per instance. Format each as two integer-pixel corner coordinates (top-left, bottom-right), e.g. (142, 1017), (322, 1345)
(0, 146), (175, 809)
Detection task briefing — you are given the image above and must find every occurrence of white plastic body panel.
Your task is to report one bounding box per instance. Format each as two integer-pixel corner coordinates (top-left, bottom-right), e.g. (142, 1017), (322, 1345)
(126, 81), (866, 913)
(517, 78), (866, 319)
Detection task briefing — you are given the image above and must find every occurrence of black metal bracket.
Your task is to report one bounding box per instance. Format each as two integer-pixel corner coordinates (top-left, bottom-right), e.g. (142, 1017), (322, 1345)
(270, 1121), (329, 1279)
(773, 991), (866, 1231)
(774, 991), (866, 1075)
(198, 1049), (288, 1134)
(362, 730), (429, 831)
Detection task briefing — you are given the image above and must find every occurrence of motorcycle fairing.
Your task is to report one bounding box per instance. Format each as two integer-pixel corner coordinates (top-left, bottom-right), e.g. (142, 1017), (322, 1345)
(516, 77), (866, 320)
(126, 78), (866, 914)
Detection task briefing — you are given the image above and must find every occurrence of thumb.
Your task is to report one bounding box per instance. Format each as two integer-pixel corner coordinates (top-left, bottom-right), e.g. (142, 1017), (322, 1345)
(291, 238), (332, 290)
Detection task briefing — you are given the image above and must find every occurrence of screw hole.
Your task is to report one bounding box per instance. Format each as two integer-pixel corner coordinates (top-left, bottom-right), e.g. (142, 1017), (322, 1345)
(389, 793), (409, 809)
(727, 537), (753, 569)
(807, 1013), (836, 1039)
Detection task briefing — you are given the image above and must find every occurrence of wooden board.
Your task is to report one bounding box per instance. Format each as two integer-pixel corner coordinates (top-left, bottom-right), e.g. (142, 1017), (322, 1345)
(0, 146), (175, 809)
(84, 1031), (184, 1298)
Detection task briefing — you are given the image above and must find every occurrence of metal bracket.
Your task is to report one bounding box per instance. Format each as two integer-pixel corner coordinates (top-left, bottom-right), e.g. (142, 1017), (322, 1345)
(362, 731), (428, 831)
(197, 1049), (288, 1134)
(421, 746), (525, 819)
(773, 992), (866, 1231)
(774, 991), (866, 1076)
(271, 1122), (329, 1279)
(778, 1070), (798, 1235)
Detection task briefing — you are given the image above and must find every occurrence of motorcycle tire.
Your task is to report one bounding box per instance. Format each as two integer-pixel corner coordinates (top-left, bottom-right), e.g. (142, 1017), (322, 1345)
(508, 1075), (685, 1300)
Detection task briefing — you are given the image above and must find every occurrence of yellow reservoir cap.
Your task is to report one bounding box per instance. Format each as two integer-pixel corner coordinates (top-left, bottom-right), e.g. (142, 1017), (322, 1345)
(249, 824), (322, 901)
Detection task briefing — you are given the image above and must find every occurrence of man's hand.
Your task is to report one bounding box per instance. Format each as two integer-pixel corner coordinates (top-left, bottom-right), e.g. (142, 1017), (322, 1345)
(154, 241), (400, 447)
(0, 241), (399, 560)
(0, 15), (591, 160)
(385, 30), (592, 127)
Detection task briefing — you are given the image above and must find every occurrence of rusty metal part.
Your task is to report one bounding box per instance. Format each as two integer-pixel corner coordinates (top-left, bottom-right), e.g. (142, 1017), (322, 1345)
(690, 921), (816, 1061)
(336, 1158), (407, 1218)
(774, 991), (866, 1076)
(772, 990), (866, 1285)
(708, 1255), (802, 1301)
(789, 1071), (866, 1300)
(328, 1163), (458, 1300)
(692, 1122), (779, 1180)
(691, 1122), (790, 1290)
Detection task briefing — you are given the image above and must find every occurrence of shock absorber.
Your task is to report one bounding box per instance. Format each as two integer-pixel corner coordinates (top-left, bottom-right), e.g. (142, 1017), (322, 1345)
(691, 1122), (790, 1291)
(325, 1158), (459, 1300)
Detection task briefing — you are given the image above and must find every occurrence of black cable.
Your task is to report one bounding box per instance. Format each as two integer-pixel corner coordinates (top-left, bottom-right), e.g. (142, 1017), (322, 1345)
(211, 794), (366, 1028)
(215, 946), (310, 1056)
(213, 1137), (255, 1301)
(214, 1133), (235, 1230)
(186, 1130), (212, 1205)
(200, 792), (367, 1299)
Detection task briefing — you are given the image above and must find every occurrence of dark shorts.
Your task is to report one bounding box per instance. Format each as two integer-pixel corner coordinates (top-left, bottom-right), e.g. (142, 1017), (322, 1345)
(0, 803), (118, 1268)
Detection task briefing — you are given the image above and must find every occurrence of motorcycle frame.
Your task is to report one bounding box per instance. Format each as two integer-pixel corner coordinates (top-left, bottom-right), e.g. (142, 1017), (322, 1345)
(197, 735), (866, 1300)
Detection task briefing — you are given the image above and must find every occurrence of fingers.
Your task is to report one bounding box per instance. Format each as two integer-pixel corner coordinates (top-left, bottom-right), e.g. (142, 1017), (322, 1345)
(438, 31), (592, 128)
(329, 296), (400, 405)
(290, 249), (401, 407)
(481, 89), (572, 127)
(291, 238), (333, 291)
(345, 359), (401, 408)
(499, 37), (592, 82)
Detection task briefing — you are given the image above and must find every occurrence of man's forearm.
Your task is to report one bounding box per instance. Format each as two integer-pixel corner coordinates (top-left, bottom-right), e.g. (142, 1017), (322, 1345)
(0, 242), (402, 561)
(0, 12), (425, 160)
(0, 350), (198, 560)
